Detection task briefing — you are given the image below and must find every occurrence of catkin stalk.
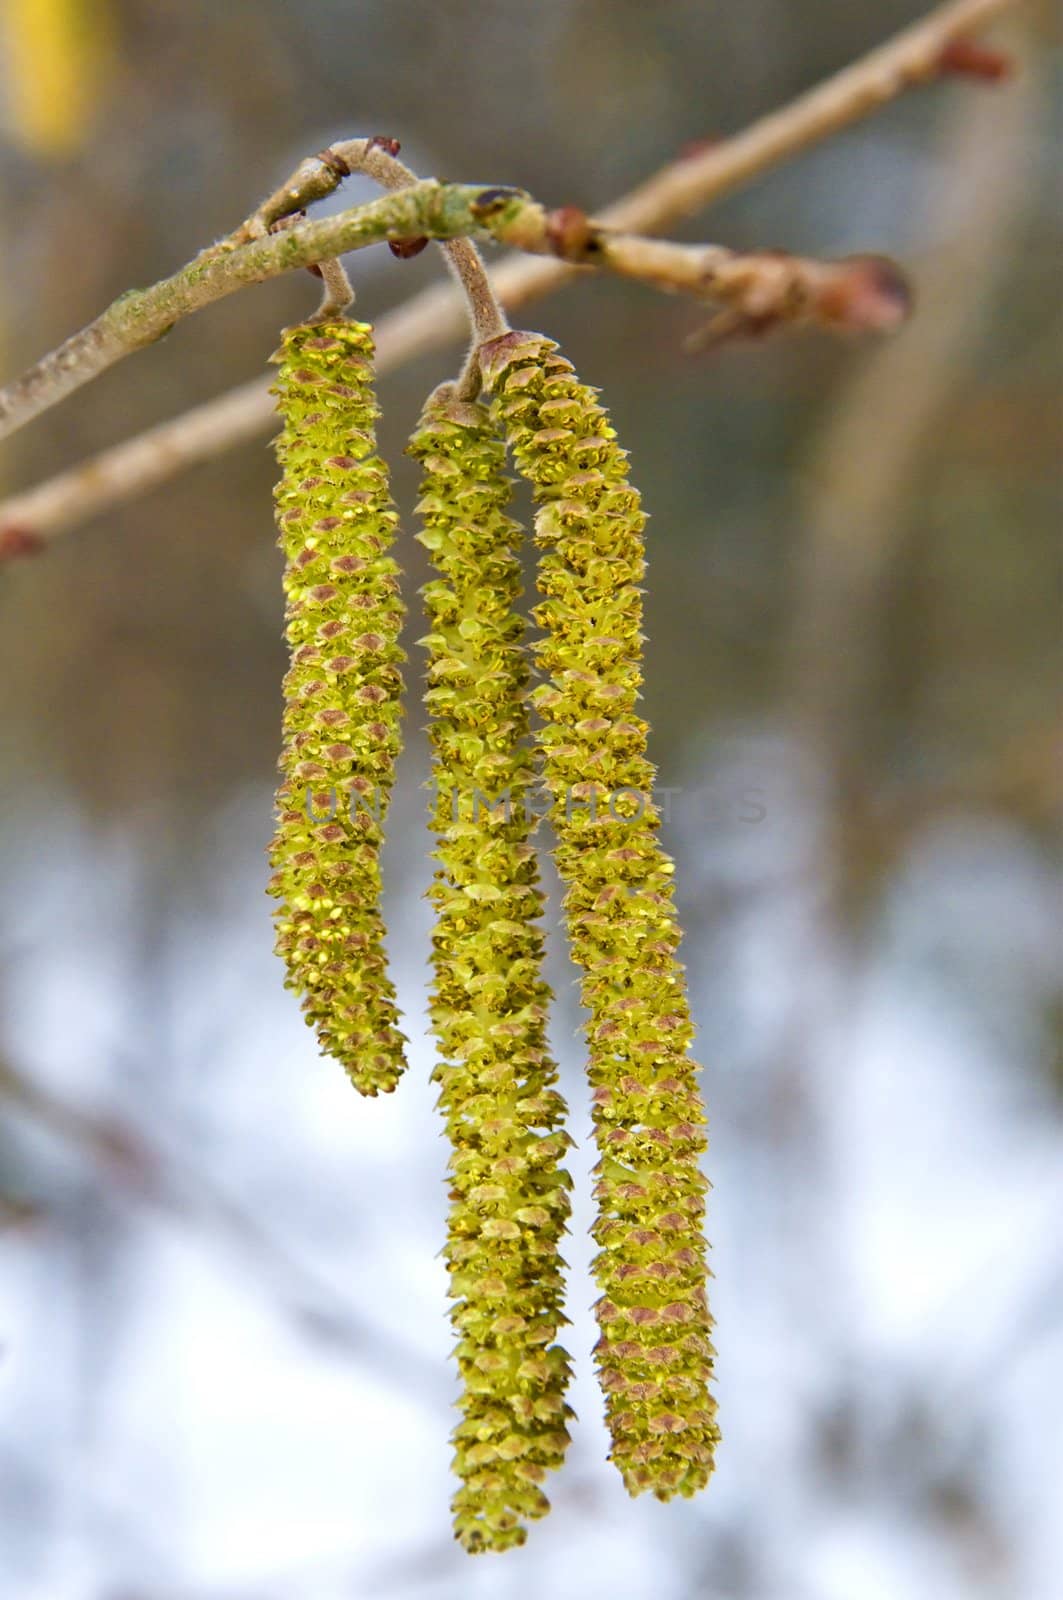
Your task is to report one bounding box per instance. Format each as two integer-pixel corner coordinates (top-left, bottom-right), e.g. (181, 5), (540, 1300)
(479, 331), (719, 1499)
(409, 384), (574, 1552)
(267, 319), (407, 1095)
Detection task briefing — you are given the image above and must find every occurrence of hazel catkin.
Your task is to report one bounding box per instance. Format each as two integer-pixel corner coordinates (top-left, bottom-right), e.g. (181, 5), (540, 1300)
(479, 330), (720, 1500)
(409, 383), (574, 1552)
(267, 318), (408, 1095)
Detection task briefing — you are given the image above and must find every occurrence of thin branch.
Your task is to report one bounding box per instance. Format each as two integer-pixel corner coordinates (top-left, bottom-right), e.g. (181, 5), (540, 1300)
(0, 177), (907, 448)
(0, 248), (906, 560)
(0, 374), (284, 549)
(0, 1050), (448, 1403)
(0, 0), (1019, 548)
(594, 0), (1019, 234)
(327, 136), (508, 392)
(310, 255), (355, 320)
(516, 212), (912, 332)
(233, 0), (1017, 243)
(246, 135), (509, 351)
(787, 23), (1035, 916)
(0, 179), (520, 442)
(0, 182), (897, 448)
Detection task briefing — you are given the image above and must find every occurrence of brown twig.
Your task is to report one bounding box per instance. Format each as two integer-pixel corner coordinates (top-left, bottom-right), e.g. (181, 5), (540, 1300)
(329, 138), (509, 386)
(0, 178), (531, 443)
(0, 0), (1018, 550)
(0, 181), (891, 449)
(240, 135), (509, 353)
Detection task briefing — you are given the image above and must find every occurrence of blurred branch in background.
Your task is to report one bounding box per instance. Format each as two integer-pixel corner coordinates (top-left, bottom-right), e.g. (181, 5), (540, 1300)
(788, 13), (1043, 919)
(0, 1050), (448, 1405)
(0, 0), (1020, 550)
(705, 35), (1055, 1598)
(597, 0), (1017, 230)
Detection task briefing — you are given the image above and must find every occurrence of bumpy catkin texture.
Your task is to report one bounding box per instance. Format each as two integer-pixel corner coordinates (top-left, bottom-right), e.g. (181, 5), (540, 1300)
(267, 320), (407, 1095)
(479, 331), (719, 1499)
(408, 384), (574, 1553)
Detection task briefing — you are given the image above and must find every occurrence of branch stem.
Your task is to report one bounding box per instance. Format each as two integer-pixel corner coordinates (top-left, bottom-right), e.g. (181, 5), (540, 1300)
(0, 180), (512, 442)
(327, 138), (509, 368)
(0, 0), (1019, 547)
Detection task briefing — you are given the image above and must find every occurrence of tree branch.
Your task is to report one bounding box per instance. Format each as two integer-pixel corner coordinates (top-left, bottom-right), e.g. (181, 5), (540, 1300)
(592, 0), (1019, 234)
(239, 135), (509, 352)
(0, 1050), (448, 1402)
(321, 137), (509, 392)
(0, 177), (914, 451)
(0, 180), (524, 442)
(0, 0), (1019, 550)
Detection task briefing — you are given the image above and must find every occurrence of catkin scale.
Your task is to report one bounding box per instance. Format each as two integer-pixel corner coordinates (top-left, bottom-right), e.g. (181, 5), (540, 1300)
(409, 386), (574, 1553)
(479, 331), (720, 1499)
(267, 319), (407, 1095)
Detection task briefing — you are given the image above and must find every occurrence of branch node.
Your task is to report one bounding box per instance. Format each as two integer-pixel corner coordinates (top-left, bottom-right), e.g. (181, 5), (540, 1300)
(316, 145), (352, 178)
(545, 205), (597, 261)
(469, 186), (524, 221)
(268, 209), (307, 234)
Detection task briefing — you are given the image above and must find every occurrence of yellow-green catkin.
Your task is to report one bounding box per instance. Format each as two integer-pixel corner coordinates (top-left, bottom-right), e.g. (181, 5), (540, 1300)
(267, 319), (407, 1095)
(479, 331), (720, 1500)
(408, 384), (574, 1552)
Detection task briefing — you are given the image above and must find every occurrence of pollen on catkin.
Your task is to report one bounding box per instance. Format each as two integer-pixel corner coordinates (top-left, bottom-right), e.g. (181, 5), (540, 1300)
(408, 384), (575, 1553)
(267, 319), (408, 1095)
(478, 331), (720, 1500)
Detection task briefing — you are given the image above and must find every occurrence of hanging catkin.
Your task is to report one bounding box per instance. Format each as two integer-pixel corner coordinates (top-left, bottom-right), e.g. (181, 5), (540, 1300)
(478, 331), (719, 1500)
(267, 319), (408, 1095)
(409, 384), (574, 1553)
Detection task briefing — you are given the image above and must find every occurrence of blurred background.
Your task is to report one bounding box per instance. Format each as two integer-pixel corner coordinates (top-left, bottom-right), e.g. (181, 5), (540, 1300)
(0, 3), (1060, 1597)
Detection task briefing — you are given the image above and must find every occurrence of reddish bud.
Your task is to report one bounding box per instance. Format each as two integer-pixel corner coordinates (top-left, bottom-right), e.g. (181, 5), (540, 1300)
(817, 255), (913, 333)
(387, 236), (429, 259)
(545, 205), (596, 260)
(0, 525), (44, 560)
(677, 137), (722, 161)
(938, 38), (1014, 81)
